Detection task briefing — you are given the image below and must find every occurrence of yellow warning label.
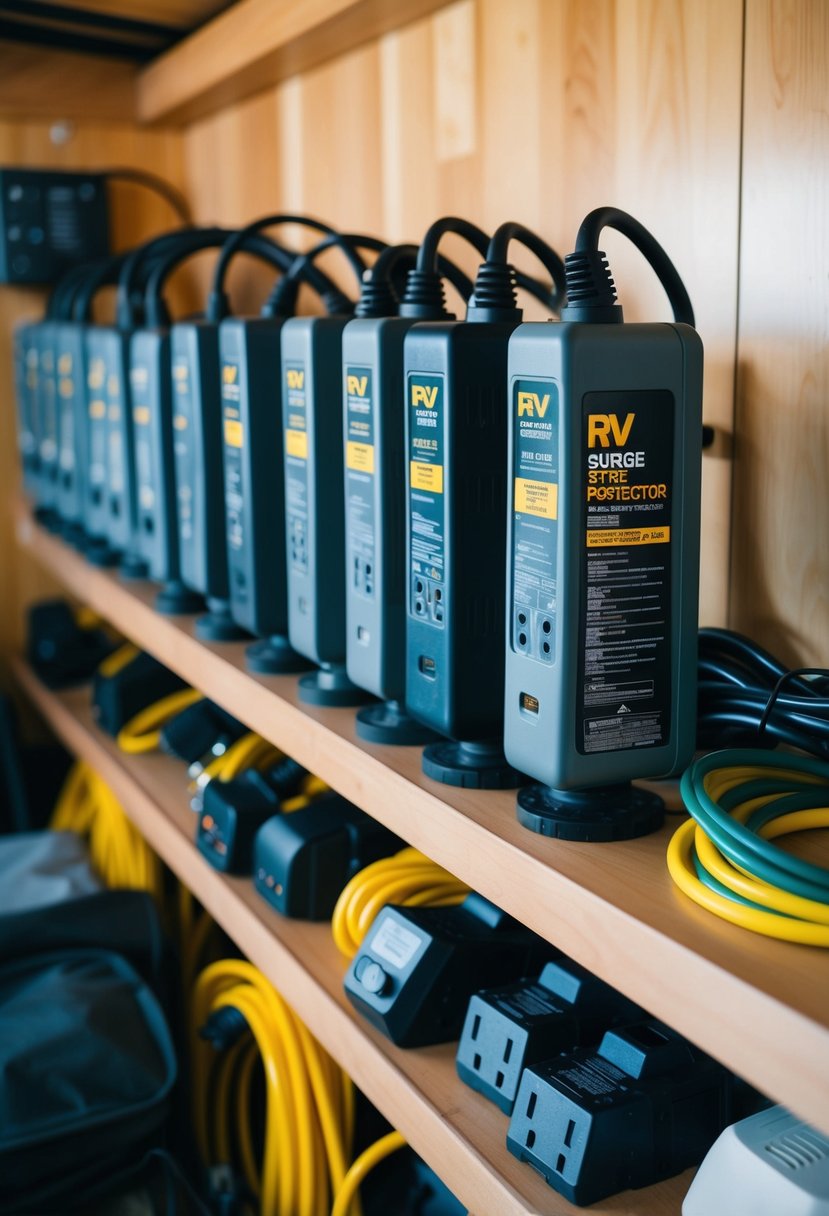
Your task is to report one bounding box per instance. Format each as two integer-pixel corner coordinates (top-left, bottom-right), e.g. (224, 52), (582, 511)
(515, 477), (558, 519)
(286, 429), (308, 459)
(586, 526), (671, 548)
(346, 441), (374, 473)
(224, 419), (243, 448)
(133, 406), (150, 426)
(89, 400), (106, 420)
(410, 461), (443, 493)
(174, 414), (188, 431)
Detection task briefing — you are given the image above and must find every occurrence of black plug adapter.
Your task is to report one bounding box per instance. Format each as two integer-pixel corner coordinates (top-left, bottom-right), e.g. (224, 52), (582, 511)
(197, 769), (283, 874)
(253, 796), (402, 920)
(456, 956), (642, 1114)
(507, 1019), (732, 1206)
(92, 650), (188, 736)
(344, 893), (551, 1048)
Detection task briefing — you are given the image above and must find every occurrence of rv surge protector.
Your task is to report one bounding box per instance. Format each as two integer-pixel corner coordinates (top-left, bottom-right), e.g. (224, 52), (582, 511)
(220, 317), (307, 674)
(53, 321), (88, 544)
(504, 322), (702, 838)
(281, 316), (371, 706)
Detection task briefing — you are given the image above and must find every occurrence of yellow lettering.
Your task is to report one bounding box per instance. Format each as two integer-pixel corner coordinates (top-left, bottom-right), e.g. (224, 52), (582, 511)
(412, 384), (438, 409)
(347, 374), (368, 397)
(517, 391), (550, 417)
(588, 413), (635, 447)
(287, 369), (305, 390)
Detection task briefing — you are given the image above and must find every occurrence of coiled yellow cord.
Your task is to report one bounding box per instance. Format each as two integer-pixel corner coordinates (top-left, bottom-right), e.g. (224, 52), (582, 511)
(332, 847), (470, 958)
(117, 687), (204, 754)
(192, 960), (354, 1216)
(331, 1131), (407, 1216)
(51, 760), (162, 899)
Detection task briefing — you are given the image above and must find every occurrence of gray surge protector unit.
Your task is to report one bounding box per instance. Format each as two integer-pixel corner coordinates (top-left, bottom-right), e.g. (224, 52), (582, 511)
(34, 322), (59, 514)
(504, 322), (702, 829)
(281, 317), (354, 676)
(53, 321), (88, 534)
(13, 321), (40, 498)
(82, 332), (112, 548)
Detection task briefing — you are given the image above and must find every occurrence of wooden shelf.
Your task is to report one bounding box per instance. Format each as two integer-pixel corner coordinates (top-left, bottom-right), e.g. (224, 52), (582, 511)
(136, 0), (455, 125)
(14, 501), (829, 1142)
(13, 657), (690, 1216)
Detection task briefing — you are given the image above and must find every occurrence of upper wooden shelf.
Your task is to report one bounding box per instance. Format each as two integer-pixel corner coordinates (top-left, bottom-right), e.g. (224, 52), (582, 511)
(13, 659), (690, 1216)
(14, 500), (829, 1140)
(136, 0), (455, 125)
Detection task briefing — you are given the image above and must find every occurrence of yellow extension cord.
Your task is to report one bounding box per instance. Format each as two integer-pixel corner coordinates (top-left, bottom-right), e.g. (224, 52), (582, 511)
(667, 759), (829, 946)
(192, 959), (355, 1216)
(332, 847), (470, 958)
(117, 686), (205, 754)
(50, 759), (162, 899)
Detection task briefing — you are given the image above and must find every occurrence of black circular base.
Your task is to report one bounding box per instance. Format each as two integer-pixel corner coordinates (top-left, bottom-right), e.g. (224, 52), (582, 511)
(356, 700), (439, 746)
(119, 552), (148, 581)
(196, 599), (248, 643)
(298, 664), (374, 707)
(422, 740), (525, 789)
(85, 539), (120, 568)
(246, 635), (311, 675)
(517, 782), (665, 842)
(154, 581), (204, 616)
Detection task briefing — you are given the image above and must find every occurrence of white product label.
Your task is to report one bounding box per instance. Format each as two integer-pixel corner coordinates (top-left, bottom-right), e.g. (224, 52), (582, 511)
(370, 918), (422, 970)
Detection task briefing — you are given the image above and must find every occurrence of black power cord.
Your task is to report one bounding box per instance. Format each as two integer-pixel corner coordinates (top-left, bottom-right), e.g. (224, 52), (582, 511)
(561, 205), (695, 326)
(697, 627), (829, 759)
(104, 168), (192, 225)
(467, 220), (567, 323)
(265, 232), (387, 317)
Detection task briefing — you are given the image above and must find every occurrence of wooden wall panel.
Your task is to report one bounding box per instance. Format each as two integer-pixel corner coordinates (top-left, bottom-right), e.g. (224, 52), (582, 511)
(0, 120), (187, 680)
(182, 0), (744, 626)
(730, 0), (828, 667)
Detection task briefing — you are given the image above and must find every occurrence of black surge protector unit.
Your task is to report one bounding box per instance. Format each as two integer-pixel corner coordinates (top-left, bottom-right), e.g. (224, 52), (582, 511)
(0, 169), (109, 285)
(404, 319), (524, 786)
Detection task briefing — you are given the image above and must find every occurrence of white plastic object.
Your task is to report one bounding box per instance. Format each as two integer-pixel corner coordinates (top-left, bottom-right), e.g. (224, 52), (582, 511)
(683, 1105), (829, 1216)
(0, 831), (100, 914)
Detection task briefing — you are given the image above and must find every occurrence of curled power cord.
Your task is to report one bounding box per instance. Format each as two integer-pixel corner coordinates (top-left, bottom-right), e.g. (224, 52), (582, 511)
(467, 220), (567, 323)
(331, 1130), (407, 1216)
(561, 205), (695, 325)
(192, 959), (354, 1216)
(667, 749), (829, 946)
(266, 231), (387, 317)
(104, 168), (192, 224)
(332, 847), (470, 958)
(51, 760), (161, 897)
(697, 628), (829, 759)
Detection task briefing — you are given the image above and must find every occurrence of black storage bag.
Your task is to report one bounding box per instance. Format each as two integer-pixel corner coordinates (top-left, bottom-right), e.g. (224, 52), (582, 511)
(0, 948), (177, 1215)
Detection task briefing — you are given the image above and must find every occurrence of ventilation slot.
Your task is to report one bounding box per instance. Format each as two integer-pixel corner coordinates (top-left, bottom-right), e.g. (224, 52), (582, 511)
(765, 1128), (829, 1171)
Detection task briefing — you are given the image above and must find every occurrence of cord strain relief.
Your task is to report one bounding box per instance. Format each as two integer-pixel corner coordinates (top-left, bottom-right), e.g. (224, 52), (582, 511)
(200, 1005), (249, 1051)
(560, 249), (624, 322)
(355, 276), (398, 318)
(399, 269), (448, 319)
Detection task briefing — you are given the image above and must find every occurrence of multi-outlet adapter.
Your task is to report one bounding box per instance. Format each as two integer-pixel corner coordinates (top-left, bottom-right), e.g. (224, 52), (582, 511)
(129, 329), (203, 614)
(281, 315), (372, 705)
(0, 168), (109, 286)
(171, 320), (246, 641)
(456, 956), (642, 1115)
(507, 1019), (732, 1206)
(503, 212), (703, 841)
(219, 316), (308, 673)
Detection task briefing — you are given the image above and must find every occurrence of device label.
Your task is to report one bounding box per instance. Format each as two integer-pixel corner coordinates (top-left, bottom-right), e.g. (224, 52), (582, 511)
(172, 357), (195, 544)
(577, 391), (674, 755)
(130, 361), (154, 512)
(18, 341), (38, 457)
(284, 361), (308, 573)
(105, 363), (125, 496)
(221, 357), (244, 553)
(345, 364), (375, 600)
(511, 378), (559, 664)
(493, 983), (566, 1021)
(370, 917), (423, 971)
(557, 1055), (626, 1103)
(408, 373), (445, 626)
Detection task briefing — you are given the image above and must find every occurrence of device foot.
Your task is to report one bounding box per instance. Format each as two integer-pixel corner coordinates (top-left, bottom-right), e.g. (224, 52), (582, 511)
(119, 552), (149, 581)
(516, 782), (665, 841)
(196, 598), (249, 643)
(154, 580), (204, 616)
(298, 664), (374, 707)
(246, 635), (311, 675)
(422, 739), (526, 789)
(85, 538), (120, 568)
(356, 700), (439, 746)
